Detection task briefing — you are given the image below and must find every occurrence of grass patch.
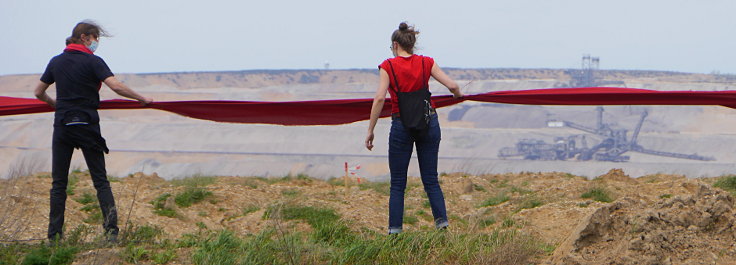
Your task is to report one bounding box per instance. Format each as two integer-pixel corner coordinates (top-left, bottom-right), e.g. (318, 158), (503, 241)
(416, 209), (433, 222)
(263, 204), (353, 243)
(403, 215), (419, 225)
(123, 245), (150, 264)
(659, 194), (672, 199)
(243, 205), (260, 215)
(478, 217), (496, 228)
(0, 244), (28, 265)
(502, 217), (515, 228)
(2, 217), (549, 265)
(151, 249), (177, 264)
(510, 186), (532, 195)
(281, 189), (300, 197)
(107, 175), (121, 182)
(713, 175), (736, 194)
(66, 173), (79, 196)
(169, 175), (217, 187)
(581, 187), (614, 203)
(83, 210), (103, 224)
(257, 173), (312, 185)
(124, 225), (163, 243)
(185, 226), (546, 265)
(479, 193), (510, 207)
(358, 181), (390, 196)
(518, 197), (544, 210)
(174, 188), (213, 208)
(150, 193), (178, 218)
(263, 205), (339, 227)
(22, 244), (78, 265)
(74, 192), (96, 205)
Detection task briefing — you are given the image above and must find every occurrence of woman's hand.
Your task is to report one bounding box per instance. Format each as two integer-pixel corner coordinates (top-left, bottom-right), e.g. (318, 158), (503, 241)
(139, 97), (154, 106)
(365, 131), (375, 151)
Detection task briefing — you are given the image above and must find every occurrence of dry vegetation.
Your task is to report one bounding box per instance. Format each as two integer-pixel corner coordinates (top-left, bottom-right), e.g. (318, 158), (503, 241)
(2, 168), (736, 264)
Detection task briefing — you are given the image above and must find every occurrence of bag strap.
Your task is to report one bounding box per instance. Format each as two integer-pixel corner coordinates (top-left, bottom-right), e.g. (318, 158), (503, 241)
(420, 56), (428, 87)
(386, 59), (400, 93)
(387, 56), (429, 93)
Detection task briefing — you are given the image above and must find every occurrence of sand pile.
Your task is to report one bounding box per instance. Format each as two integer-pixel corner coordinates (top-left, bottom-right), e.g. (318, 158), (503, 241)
(551, 183), (736, 264)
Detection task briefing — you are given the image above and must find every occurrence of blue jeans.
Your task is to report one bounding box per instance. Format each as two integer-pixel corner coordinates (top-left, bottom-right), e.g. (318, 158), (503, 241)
(388, 114), (448, 233)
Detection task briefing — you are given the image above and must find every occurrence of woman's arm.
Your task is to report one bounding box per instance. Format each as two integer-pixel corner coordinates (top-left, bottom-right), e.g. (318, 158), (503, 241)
(103, 76), (153, 105)
(365, 69), (391, 151)
(34, 81), (55, 108)
(431, 62), (463, 98)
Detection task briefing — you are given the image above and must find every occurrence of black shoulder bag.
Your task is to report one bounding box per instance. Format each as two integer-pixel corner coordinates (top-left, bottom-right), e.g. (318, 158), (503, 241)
(387, 57), (433, 139)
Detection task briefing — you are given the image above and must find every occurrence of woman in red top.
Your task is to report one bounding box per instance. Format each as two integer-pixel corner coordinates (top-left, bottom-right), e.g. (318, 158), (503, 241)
(365, 22), (463, 234)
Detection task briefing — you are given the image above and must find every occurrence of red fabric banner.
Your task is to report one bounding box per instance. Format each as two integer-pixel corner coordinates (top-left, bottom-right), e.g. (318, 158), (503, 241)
(3, 87), (736, 125)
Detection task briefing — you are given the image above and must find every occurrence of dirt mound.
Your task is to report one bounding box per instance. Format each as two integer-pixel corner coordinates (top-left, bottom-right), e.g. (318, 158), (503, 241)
(595, 168), (638, 184)
(551, 183), (736, 264)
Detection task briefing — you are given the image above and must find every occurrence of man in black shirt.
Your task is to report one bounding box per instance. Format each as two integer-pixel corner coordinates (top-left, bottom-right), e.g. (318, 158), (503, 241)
(35, 20), (152, 243)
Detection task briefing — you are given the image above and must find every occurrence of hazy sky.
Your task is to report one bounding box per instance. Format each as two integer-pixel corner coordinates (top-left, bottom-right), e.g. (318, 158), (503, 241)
(1, 0), (735, 75)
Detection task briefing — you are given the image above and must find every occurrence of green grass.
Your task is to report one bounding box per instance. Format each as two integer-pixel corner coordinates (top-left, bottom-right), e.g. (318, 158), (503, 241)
(184, 223), (545, 265)
(281, 189), (300, 197)
(175, 188), (213, 208)
(75, 192), (102, 224)
(416, 209), (433, 222)
(358, 181), (391, 196)
(659, 194), (673, 199)
(581, 187), (614, 203)
(256, 173), (312, 185)
(79, 204), (97, 212)
(478, 217), (496, 228)
(0, 244), (27, 265)
(152, 249), (177, 264)
(263, 204), (340, 227)
(502, 217), (516, 228)
(713, 175), (736, 194)
(243, 205), (260, 215)
(1, 210), (548, 265)
(107, 175), (122, 182)
(124, 225), (163, 243)
(21, 244), (78, 265)
(83, 210), (103, 224)
(518, 197), (544, 210)
(66, 174), (79, 196)
(510, 186), (532, 195)
(403, 215), (419, 225)
(150, 193), (178, 217)
(479, 193), (510, 207)
(123, 245), (150, 264)
(74, 192), (96, 205)
(169, 175), (217, 187)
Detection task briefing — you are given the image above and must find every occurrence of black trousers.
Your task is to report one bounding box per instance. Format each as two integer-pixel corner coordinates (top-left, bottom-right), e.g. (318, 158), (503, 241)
(48, 124), (118, 240)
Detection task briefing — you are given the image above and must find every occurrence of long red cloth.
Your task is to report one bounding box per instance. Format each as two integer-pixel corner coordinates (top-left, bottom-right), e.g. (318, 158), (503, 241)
(4, 87), (736, 125)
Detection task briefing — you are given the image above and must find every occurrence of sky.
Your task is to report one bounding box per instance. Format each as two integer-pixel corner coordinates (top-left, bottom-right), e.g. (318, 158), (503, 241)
(1, 0), (735, 76)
